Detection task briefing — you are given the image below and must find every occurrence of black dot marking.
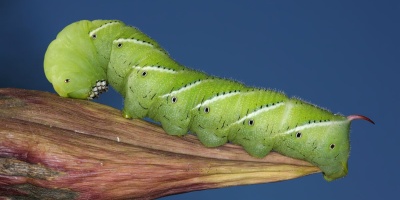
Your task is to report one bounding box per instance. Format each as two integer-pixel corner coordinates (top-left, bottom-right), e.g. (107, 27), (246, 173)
(141, 71), (147, 77)
(296, 132), (302, 138)
(204, 107), (210, 113)
(330, 144), (335, 149)
(171, 96), (177, 103)
(64, 79), (70, 83)
(117, 43), (122, 48)
(91, 34), (97, 39)
(248, 119), (255, 126)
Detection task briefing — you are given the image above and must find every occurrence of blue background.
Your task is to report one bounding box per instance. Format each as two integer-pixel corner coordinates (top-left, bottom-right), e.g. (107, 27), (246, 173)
(1, 1), (398, 199)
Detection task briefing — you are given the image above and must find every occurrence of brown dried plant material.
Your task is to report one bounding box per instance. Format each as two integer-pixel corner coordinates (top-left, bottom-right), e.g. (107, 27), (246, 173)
(0, 88), (320, 200)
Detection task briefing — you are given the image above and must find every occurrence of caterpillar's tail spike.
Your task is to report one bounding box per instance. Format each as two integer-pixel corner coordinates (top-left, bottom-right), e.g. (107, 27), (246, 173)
(347, 115), (375, 124)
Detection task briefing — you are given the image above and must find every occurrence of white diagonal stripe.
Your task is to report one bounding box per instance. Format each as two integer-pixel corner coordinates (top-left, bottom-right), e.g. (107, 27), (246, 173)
(113, 38), (153, 47)
(89, 21), (121, 36)
(132, 65), (177, 74)
(279, 100), (293, 127)
(161, 80), (208, 98)
(283, 121), (345, 135)
(233, 102), (285, 125)
(192, 91), (241, 110)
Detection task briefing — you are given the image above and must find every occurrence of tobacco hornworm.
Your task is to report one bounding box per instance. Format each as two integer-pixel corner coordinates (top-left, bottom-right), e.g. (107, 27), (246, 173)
(44, 20), (374, 181)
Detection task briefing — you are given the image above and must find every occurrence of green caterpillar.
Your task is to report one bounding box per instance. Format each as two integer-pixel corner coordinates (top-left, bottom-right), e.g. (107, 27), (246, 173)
(43, 20), (374, 181)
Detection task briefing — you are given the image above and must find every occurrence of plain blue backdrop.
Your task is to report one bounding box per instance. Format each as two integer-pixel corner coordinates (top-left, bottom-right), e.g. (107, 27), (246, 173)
(1, 1), (398, 199)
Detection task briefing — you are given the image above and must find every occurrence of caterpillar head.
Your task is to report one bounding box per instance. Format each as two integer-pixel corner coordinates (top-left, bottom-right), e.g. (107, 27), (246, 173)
(275, 114), (374, 181)
(49, 73), (108, 99)
(44, 20), (109, 99)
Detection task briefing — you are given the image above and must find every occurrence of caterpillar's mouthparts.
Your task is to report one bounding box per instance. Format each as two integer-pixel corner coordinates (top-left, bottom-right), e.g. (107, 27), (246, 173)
(88, 80), (108, 99)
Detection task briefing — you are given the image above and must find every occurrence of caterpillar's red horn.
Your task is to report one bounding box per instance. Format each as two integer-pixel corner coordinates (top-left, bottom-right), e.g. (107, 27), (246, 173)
(347, 115), (375, 124)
